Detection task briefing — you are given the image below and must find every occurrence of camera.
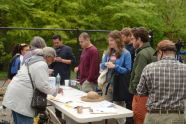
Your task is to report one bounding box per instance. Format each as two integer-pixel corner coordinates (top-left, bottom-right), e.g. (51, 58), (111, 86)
(175, 41), (184, 52)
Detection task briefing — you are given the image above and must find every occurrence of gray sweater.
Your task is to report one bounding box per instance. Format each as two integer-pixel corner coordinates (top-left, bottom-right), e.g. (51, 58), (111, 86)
(3, 55), (57, 117)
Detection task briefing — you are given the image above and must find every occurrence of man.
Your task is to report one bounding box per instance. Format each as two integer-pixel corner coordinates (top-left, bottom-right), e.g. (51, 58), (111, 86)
(129, 27), (156, 124)
(74, 32), (99, 93)
(50, 34), (76, 85)
(121, 28), (135, 124)
(50, 34), (75, 120)
(137, 40), (186, 124)
(121, 27), (135, 65)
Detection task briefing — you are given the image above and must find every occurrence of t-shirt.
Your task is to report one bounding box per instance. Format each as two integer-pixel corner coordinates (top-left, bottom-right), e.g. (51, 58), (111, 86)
(49, 45), (76, 85)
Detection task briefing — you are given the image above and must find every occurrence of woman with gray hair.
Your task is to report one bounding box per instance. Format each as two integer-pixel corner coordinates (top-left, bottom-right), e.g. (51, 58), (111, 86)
(23, 36), (47, 64)
(3, 47), (63, 124)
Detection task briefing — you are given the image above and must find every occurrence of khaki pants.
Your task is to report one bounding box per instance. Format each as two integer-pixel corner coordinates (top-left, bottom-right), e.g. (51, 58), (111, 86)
(102, 83), (125, 124)
(80, 80), (97, 93)
(102, 83), (113, 102)
(144, 113), (185, 124)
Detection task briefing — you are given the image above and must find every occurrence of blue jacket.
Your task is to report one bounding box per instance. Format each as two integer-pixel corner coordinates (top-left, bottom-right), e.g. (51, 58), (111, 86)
(100, 49), (131, 74)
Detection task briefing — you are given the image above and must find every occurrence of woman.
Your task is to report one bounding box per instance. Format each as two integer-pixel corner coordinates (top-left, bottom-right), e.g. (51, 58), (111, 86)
(7, 43), (30, 83)
(23, 36), (46, 64)
(3, 47), (63, 124)
(100, 30), (132, 103)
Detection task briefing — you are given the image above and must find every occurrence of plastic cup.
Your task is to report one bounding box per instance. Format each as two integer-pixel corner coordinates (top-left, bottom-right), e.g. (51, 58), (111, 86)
(65, 80), (70, 87)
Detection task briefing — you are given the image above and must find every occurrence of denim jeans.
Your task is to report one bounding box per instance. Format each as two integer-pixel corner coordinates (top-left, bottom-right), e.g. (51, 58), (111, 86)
(12, 111), (33, 124)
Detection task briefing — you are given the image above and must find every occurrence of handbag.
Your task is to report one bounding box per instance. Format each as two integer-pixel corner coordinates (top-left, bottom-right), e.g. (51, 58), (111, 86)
(97, 68), (108, 89)
(27, 65), (47, 112)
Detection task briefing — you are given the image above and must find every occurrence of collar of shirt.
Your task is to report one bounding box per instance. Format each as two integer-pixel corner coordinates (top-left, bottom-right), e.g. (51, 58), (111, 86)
(161, 56), (176, 61)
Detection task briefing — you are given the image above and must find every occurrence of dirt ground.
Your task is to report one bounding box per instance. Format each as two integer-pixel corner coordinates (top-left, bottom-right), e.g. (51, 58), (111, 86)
(0, 79), (13, 123)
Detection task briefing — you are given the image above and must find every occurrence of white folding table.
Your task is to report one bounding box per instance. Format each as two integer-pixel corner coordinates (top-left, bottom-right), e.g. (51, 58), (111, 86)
(48, 86), (133, 124)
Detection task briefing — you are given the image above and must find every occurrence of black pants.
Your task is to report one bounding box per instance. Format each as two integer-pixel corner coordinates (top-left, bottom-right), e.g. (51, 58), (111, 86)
(125, 95), (134, 124)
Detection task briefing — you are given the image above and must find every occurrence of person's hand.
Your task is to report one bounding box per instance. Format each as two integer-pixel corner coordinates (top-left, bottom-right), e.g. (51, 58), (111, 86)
(58, 88), (63, 95)
(7, 79), (11, 83)
(74, 67), (78, 73)
(48, 69), (54, 74)
(54, 57), (62, 62)
(105, 62), (115, 68)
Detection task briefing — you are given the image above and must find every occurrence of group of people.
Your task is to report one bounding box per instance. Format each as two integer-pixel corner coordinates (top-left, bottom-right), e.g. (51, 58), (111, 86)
(2, 27), (186, 124)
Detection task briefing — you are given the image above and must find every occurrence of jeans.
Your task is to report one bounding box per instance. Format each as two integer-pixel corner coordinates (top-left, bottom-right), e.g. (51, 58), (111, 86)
(12, 111), (33, 124)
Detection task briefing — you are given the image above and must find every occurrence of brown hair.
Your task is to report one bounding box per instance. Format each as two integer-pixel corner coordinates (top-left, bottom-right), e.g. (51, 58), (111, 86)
(107, 30), (124, 58)
(11, 43), (29, 57)
(121, 28), (132, 37)
(79, 32), (90, 40)
(131, 27), (149, 43)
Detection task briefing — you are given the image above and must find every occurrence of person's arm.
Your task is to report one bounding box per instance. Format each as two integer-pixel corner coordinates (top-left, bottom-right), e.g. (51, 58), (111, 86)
(129, 54), (148, 94)
(100, 54), (108, 70)
(67, 47), (76, 64)
(55, 47), (76, 65)
(87, 49), (100, 82)
(114, 52), (131, 74)
(137, 66), (149, 96)
(30, 62), (58, 96)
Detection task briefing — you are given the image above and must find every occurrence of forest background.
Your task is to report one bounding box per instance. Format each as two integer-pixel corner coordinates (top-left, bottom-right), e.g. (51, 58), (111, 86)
(0, 0), (186, 77)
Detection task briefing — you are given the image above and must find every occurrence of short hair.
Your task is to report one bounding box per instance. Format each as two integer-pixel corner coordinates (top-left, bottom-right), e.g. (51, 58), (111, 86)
(52, 34), (62, 41)
(132, 27), (149, 43)
(30, 36), (46, 49)
(121, 28), (132, 37)
(79, 32), (90, 40)
(35, 47), (56, 57)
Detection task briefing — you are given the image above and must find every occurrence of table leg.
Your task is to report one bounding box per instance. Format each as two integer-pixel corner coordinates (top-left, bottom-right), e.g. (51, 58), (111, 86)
(105, 119), (108, 124)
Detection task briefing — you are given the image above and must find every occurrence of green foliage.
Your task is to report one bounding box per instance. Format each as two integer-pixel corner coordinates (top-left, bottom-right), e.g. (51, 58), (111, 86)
(0, 0), (186, 70)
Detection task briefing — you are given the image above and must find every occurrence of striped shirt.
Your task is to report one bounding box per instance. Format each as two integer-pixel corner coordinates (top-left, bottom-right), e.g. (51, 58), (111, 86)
(137, 56), (186, 110)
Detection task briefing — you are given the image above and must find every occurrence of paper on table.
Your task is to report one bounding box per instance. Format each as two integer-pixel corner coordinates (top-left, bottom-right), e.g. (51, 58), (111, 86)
(92, 108), (117, 114)
(86, 101), (115, 108)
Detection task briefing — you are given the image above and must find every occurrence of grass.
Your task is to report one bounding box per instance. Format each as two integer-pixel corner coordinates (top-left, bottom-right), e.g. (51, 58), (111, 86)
(70, 70), (77, 80)
(0, 71), (7, 79)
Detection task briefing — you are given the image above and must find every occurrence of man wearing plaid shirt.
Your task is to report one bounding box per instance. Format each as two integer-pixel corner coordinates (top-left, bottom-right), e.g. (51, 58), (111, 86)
(137, 40), (186, 124)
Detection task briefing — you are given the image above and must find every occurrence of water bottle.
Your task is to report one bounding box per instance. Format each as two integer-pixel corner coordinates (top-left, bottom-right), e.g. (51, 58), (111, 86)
(56, 73), (61, 89)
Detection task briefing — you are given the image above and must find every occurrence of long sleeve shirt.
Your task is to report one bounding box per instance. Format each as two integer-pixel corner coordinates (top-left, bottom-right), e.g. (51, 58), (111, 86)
(137, 56), (186, 110)
(78, 45), (100, 84)
(100, 49), (131, 74)
(129, 42), (156, 94)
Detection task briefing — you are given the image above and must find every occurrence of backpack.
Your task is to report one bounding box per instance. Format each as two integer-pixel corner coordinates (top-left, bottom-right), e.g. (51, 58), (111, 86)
(10, 54), (21, 74)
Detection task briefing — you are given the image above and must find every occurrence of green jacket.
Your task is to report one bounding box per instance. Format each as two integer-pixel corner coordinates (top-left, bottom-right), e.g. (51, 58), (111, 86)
(129, 42), (157, 94)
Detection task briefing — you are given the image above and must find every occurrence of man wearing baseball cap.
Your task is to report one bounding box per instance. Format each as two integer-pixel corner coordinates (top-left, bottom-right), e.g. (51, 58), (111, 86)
(137, 40), (186, 124)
